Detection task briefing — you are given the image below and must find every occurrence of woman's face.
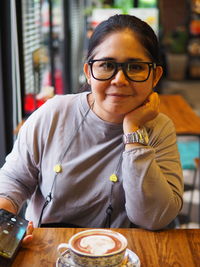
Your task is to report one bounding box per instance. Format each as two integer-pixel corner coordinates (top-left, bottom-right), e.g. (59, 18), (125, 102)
(84, 29), (163, 123)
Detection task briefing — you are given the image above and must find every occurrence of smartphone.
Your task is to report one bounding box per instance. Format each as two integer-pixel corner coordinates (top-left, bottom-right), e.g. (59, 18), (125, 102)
(0, 209), (28, 266)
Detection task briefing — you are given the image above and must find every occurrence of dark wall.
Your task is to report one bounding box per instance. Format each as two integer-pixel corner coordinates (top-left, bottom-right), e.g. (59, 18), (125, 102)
(0, 34), (6, 166)
(159, 0), (189, 35)
(0, 0), (14, 166)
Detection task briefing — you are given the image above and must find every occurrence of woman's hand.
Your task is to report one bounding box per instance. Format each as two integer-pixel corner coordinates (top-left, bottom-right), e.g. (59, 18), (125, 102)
(22, 221), (34, 246)
(0, 199), (34, 246)
(123, 92), (160, 133)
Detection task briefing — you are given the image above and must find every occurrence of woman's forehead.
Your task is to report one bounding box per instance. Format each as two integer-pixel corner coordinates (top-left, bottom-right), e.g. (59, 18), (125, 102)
(91, 30), (150, 61)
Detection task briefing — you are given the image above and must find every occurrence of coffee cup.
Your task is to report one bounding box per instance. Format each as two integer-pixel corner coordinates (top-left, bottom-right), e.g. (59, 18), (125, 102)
(57, 229), (128, 266)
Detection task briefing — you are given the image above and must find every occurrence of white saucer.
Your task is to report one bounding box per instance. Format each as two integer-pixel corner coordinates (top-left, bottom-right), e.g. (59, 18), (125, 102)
(56, 248), (140, 267)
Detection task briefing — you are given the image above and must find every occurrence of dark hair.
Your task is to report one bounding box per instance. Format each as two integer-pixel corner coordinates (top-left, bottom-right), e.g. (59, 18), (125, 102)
(87, 14), (161, 64)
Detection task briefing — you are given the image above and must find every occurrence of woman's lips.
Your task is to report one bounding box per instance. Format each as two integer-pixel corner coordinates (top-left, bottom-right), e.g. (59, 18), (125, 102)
(106, 93), (132, 100)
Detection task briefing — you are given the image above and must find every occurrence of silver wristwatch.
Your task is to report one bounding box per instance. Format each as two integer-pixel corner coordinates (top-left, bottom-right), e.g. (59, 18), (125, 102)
(123, 127), (149, 145)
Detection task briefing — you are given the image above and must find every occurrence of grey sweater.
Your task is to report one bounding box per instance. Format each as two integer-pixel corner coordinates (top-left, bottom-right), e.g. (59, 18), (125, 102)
(0, 92), (183, 229)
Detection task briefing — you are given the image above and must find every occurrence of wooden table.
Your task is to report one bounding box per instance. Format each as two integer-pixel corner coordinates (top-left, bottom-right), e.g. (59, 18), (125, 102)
(10, 228), (200, 267)
(159, 94), (200, 135)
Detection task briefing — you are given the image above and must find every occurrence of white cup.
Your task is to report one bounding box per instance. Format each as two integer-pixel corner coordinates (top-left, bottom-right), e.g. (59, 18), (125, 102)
(57, 229), (128, 267)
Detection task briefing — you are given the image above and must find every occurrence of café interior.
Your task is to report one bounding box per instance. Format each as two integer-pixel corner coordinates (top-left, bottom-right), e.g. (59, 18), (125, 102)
(0, 0), (200, 265)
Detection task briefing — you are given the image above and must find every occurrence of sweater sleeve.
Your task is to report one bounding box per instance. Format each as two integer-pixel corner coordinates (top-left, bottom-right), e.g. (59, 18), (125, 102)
(0, 96), (63, 211)
(0, 120), (40, 211)
(122, 114), (183, 230)
(0, 94), (78, 212)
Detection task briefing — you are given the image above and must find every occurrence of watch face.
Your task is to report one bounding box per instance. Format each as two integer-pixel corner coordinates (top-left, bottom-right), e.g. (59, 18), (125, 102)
(140, 128), (149, 144)
(123, 127), (149, 145)
(144, 134), (149, 144)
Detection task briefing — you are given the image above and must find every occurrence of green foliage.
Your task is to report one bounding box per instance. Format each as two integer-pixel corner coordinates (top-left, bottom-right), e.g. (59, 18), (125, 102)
(84, 0), (134, 15)
(165, 27), (188, 54)
(113, 0), (133, 13)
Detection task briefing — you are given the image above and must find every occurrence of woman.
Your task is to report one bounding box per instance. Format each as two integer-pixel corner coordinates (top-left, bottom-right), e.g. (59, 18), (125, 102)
(0, 15), (183, 238)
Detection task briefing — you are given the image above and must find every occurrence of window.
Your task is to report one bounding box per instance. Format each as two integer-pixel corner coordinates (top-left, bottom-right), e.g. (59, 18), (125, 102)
(21, 0), (64, 115)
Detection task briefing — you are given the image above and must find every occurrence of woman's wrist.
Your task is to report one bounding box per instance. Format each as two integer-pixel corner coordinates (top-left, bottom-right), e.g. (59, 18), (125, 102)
(123, 125), (139, 134)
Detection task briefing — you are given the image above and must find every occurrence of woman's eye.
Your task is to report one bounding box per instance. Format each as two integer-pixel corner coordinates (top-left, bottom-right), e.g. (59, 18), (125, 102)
(99, 62), (114, 70)
(128, 63), (143, 71)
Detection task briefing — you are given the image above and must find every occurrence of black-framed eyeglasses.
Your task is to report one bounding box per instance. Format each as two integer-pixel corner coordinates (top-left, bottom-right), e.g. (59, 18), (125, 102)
(88, 59), (157, 82)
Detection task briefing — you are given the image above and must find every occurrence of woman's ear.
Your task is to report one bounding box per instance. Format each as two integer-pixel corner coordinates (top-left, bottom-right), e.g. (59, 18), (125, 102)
(152, 66), (163, 88)
(83, 63), (91, 85)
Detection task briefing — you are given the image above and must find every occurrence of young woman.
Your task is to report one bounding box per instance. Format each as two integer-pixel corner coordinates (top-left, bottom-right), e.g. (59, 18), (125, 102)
(0, 15), (183, 240)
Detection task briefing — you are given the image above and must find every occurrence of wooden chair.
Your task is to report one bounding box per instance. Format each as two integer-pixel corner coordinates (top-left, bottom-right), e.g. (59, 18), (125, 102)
(177, 141), (199, 227)
(186, 158), (199, 226)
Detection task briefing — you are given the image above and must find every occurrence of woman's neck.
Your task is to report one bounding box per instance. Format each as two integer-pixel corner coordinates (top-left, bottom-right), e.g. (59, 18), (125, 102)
(87, 93), (124, 124)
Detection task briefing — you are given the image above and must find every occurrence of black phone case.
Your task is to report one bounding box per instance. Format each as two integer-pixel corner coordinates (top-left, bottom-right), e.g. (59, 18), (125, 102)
(0, 209), (28, 266)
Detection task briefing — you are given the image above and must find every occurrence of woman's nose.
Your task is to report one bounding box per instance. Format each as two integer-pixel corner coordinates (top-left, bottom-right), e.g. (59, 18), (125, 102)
(111, 69), (129, 86)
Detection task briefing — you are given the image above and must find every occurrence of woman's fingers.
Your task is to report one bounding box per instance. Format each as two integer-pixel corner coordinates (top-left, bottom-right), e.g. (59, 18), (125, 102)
(22, 221), (34, 247)
(145, 92), (160, 112)
(123, 92), (160, 132)
(22, 234), (33, 246)
(26, 221), (34, 235)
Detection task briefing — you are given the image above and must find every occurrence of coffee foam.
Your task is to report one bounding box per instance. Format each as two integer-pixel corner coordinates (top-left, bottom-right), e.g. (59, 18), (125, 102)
(72, 233), (122, 256)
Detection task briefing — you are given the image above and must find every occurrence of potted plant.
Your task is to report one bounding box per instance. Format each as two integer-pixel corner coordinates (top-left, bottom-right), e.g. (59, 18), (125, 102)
(164, 26), (189, 80)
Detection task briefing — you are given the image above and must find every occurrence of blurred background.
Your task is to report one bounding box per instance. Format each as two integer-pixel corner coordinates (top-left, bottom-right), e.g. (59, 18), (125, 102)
(0, 0), (200, 228)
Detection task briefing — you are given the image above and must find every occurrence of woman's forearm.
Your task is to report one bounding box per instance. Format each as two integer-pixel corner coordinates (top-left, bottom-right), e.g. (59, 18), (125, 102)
(0, 197), (17, 214)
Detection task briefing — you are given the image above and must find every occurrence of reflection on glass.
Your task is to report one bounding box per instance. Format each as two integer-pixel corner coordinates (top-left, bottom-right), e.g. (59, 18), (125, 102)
(22, 0), (64, 115)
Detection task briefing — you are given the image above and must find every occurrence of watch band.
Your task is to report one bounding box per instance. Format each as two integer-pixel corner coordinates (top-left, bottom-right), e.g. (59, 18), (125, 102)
(123, 127), (149, 145)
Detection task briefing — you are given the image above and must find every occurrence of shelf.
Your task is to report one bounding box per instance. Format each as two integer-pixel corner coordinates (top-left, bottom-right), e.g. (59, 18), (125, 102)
(187, 1), (200, 79)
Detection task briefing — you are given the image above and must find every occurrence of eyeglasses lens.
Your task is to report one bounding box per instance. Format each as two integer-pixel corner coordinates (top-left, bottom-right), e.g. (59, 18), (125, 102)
(126, 62), (150, 81)
(92, 61), (115, 80)
(91, 61), (151, 82)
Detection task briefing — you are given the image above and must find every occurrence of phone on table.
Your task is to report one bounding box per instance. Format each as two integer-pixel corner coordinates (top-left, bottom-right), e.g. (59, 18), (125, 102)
(0, 209), (28, 266)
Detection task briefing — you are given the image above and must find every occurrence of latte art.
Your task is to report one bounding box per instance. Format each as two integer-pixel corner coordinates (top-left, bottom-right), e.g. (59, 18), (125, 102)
(58, 229), (128, 267)
(72, 234), (122, 256)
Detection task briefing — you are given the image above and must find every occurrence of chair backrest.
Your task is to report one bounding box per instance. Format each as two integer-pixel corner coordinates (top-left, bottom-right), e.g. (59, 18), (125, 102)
(177, 141), (199, 170)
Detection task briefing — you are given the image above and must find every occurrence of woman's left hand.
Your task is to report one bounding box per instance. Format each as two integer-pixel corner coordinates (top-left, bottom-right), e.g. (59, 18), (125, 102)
(22, 221), (34, 247)
(123, 92), (160, 133)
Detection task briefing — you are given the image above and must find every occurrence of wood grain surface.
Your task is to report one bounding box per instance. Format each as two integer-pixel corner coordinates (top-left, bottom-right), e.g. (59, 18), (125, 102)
(159, 94), (200, 135)
(10, 228), (200, 267)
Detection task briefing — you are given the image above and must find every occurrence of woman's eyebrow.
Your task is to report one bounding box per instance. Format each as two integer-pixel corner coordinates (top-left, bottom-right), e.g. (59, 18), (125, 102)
(127, 58), (144, 62)
(95, 57), (145, 62)
(95, 57), (115, 61)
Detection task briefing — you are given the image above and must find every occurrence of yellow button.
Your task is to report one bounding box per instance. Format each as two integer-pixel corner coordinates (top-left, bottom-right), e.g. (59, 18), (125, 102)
(109, 174), (118, 182)
(53, 164), (62, 173)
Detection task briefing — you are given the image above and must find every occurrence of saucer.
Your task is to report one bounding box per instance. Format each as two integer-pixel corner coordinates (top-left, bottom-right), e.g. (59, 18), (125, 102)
(56, 248), (140, 267)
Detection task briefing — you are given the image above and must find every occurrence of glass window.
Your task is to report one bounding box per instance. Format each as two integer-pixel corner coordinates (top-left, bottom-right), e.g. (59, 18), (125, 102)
(21, 0), (64, 115)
